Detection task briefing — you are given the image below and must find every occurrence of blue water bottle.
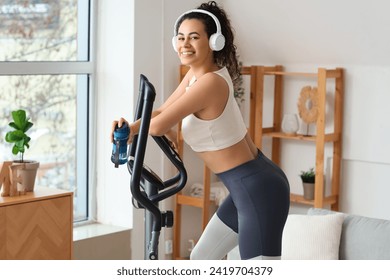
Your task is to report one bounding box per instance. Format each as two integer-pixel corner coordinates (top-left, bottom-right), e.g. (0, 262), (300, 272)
(111, 123), (130, 168)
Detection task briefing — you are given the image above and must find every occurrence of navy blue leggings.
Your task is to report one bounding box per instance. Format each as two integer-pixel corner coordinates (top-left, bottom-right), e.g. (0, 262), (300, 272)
(216, 151), (290, 259)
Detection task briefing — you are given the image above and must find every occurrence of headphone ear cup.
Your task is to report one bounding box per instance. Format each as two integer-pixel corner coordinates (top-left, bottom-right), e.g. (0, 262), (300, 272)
(209, 33), (225, 51)
(172, 36), (178, 52)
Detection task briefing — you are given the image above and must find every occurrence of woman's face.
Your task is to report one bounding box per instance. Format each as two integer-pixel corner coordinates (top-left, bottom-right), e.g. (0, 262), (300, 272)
(176, 19), (213, 66)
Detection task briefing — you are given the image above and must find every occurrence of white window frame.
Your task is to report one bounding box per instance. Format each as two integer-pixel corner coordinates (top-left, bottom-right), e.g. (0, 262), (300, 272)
(0, 0), (97, 223)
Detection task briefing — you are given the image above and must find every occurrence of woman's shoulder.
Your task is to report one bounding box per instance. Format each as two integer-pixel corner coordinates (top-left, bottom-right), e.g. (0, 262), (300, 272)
(202, 69), (231, 95)
(199, 68), (228, 84)
(195, 73), (226, 94)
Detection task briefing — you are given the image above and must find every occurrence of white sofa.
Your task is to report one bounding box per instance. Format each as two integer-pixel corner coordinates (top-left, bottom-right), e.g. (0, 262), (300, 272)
(228, 208), (390, 260)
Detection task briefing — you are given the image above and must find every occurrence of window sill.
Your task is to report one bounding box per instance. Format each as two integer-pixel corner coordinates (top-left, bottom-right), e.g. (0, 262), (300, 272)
(73, 223), (131, 259)
(73, 222), (130, 241)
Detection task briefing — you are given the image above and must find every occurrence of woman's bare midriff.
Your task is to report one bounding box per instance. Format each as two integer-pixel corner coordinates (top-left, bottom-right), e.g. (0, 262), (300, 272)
(196, 135), (258, 174)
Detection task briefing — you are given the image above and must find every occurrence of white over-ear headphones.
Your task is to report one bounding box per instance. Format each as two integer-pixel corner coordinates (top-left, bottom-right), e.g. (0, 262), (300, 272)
(172, 9), (225, 52)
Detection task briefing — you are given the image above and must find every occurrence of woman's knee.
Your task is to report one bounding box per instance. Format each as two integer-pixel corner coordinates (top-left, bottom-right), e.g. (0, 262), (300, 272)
(189, 246), (206, 260)
(189, 214), (238, 260)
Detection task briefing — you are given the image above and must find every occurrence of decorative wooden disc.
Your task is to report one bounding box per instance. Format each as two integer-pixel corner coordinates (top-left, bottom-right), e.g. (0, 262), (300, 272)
(297, 86), (319, 124)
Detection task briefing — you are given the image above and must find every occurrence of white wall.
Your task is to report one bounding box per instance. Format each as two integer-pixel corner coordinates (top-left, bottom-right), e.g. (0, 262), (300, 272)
(221, 0), (390, 219)
(96, 0), (390, 259)
(95, 0), (134, 228)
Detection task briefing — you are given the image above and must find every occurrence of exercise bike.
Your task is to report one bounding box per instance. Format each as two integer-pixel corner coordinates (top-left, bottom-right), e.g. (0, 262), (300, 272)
(112, 74), (187, 260)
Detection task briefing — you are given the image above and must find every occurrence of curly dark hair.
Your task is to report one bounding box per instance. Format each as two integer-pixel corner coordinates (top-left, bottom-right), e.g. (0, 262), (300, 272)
(175, 1), (241, 86)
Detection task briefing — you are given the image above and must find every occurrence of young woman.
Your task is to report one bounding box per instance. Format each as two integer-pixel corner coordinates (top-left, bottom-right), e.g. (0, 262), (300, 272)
(111, 1), (290, 260)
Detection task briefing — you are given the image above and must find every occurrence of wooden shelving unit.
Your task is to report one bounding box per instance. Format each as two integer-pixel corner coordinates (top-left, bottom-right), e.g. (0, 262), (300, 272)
(173, 64), (260, 260)
(254, 65), (344, 210)
(172, 64), (344, 259)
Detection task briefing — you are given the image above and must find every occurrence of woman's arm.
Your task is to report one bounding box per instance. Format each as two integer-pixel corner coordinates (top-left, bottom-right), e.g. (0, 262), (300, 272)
(110, 70), (193, 143)
(165, 128), (178, 149)
(111, 70), (227, 143)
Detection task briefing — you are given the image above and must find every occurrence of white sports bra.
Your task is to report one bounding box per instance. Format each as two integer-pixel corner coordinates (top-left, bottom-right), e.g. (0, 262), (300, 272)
(181, 67), (247, 152)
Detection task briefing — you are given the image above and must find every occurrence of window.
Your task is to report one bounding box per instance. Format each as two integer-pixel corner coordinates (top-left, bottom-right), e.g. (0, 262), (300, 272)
(0, 0), (94, 222)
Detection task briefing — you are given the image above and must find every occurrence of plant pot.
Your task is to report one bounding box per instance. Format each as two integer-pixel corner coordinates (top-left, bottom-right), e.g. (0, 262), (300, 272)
(11, 160), (40, 192)
(302, 182), (315, 200)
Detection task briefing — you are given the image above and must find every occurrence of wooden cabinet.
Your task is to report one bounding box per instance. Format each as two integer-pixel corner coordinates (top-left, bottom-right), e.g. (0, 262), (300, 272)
(0, 187), (73, 259)
(254, 65), (344, 210)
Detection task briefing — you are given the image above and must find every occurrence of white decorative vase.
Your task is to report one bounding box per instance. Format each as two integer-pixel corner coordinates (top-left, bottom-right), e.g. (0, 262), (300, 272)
(281, 113), (299, 135)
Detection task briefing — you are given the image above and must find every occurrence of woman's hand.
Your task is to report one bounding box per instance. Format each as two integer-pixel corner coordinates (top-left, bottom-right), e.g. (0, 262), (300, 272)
(111, 117), (133, 144)
(165, 128), (178, 151)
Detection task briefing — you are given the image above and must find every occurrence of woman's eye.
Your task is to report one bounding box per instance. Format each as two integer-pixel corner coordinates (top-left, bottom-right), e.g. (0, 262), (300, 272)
(177, 36), (199, 42)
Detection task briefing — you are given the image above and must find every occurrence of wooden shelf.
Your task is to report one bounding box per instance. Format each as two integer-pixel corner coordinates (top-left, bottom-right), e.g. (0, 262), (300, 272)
(255, 65), (344, 210)
(263, 131), (341, 142)
(264, 70), (342, 79)
(265, 71), (318, 78)
(177, 194), (214, 208)
(290, 193), (338, 206)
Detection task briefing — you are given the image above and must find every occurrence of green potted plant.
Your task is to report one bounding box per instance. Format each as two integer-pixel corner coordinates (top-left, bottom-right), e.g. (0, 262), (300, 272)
(300, 167), (315, 200)
(4, 109), (39, 192)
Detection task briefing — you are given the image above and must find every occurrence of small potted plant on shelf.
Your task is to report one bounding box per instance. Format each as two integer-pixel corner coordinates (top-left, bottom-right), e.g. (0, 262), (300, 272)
(300, 167), (315, 200)
(1, 109), (40, 196)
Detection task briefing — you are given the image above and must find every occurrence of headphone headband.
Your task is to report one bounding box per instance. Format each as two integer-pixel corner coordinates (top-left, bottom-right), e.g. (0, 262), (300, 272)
(173, 9), (222, 36)
(172, 9), (225, 52)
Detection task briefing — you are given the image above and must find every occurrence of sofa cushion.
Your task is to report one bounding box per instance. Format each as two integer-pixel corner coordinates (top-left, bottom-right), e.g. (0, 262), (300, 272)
(308, 208), (390, 259)
(282, 213), (345, 260)
(340, 215), (390, 259)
